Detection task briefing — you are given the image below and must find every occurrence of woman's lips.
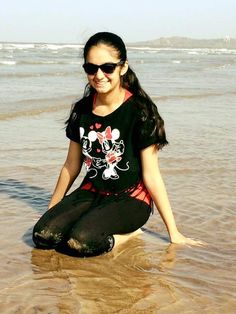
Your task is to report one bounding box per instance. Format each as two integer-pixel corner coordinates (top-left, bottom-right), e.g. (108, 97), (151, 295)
(94, 81), (109, 87)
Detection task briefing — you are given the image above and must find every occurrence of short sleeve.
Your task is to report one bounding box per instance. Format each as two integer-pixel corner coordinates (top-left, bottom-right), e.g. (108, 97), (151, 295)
(135, 117), (160, 150)
(66, 111), (81, 143)
(134, 100), (168, 150)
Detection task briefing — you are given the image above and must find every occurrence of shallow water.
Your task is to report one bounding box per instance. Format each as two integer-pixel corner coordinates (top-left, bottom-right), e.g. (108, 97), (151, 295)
(0, 43), (236, 313)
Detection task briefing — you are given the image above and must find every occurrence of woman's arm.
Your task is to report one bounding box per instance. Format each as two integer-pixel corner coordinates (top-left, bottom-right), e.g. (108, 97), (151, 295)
(48, 140), (83, 209)
(140, 144), (204, 245)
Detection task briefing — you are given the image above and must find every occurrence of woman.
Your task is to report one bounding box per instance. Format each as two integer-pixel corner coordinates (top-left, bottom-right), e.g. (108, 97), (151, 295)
(33, 32), (203, 257)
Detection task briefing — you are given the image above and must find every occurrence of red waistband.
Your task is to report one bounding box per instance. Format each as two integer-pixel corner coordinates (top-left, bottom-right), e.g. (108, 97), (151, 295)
(80, 181), (152, 206)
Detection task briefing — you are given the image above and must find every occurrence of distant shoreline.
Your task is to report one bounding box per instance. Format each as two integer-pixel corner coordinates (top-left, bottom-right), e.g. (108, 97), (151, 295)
(129, 36), (236, 49)
(1, 36), (236, 49)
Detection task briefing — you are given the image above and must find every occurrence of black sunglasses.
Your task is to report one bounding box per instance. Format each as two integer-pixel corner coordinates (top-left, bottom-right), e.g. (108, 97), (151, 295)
(82, 60), (125, 75)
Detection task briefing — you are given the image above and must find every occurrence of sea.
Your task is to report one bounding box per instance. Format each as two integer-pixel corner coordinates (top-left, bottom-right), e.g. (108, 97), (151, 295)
(0, 42), (236, 313)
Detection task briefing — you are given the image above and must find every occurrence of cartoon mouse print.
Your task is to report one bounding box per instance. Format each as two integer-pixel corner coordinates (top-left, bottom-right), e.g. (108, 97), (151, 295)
(80, 125), (129, 180)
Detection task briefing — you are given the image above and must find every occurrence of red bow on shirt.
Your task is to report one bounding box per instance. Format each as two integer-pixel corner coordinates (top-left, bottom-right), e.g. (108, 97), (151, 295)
(97, 126), (112, 144)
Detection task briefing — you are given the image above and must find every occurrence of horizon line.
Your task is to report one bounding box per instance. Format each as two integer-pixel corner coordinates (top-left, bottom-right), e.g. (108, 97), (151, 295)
(1, 35), (235, 45)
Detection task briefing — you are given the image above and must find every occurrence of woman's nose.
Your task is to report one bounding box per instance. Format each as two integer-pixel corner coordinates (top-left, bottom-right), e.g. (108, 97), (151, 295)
(95, 68), (105, 78)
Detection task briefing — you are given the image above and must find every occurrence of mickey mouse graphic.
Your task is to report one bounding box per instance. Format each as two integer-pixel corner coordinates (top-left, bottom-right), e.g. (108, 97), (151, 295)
(80, 125), (129, 180)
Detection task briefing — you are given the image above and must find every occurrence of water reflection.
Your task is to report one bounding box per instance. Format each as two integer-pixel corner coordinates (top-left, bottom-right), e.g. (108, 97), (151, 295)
(30, 235), (180, 313)
(0, 178), (50, 213)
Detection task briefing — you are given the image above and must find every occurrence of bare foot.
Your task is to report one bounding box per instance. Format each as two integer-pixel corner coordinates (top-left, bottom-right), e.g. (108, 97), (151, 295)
(113, 228), (143, 249)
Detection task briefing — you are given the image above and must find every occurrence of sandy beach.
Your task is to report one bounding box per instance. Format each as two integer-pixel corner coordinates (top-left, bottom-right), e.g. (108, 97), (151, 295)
(0, 43), (236, 313)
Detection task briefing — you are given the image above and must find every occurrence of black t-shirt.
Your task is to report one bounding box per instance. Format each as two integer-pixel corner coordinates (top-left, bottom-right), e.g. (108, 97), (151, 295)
(66, 93), (160, 193)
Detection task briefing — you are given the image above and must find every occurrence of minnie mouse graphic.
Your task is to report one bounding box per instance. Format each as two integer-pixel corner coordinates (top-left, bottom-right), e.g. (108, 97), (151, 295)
(80, 125), (129, 180)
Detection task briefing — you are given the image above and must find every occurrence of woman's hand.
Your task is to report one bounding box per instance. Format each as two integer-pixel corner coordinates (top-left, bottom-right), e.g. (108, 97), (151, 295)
(170, 230), (206, 246)
(48, 140), (82, 210)
(140, 146), (206, 248)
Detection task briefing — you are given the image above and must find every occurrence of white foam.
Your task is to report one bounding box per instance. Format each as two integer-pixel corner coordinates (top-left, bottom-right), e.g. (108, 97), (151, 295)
(128, 46), (164, 51)
(188, 51), (200, 55)
(128, 46), (236, 55)
(0, 60), (16, 65)
(4, 43), (35, 50)
(41, 43), (83, 50)
(69, 61), (82, 65)
(0, 42), (83, 52)
(172, 60), (181, 64)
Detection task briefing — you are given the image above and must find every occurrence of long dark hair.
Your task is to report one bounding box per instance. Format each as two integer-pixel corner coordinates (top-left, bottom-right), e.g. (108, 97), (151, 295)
(70, 32), (168, 149)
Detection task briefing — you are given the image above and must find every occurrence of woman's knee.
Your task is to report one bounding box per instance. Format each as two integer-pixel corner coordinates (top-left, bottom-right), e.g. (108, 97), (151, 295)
(32, 223), (63, 249)
(67, 229), (114, 256)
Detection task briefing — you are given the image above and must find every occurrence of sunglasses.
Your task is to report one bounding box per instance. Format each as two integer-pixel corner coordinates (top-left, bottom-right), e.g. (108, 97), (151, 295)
(82, 60), (124, 75)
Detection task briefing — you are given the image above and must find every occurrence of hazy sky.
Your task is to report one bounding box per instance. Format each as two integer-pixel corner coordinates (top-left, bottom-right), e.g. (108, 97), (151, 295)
(1, 0), (235, 43)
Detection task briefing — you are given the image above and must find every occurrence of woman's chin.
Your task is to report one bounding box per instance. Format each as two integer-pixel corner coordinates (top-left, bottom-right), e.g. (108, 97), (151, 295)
(93, 82), (111, 93)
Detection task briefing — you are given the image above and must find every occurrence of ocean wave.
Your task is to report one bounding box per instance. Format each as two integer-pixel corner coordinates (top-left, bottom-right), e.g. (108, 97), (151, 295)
(0, 59), (82, 66)
(128, 46), (236, 54)
(0, 42), (83, 51)
(153, 91), (236, 102)
(1, 43), (236, 55)
(186, 48), (236, 55)
(2, 90), (235, 121)
(128, 46), (190, 51)
(0, 43), (36, 50)
(0, 69), (81, 78)
(172, 60), (181, 64)
(0, 104), (68, 121)
(204, 63), (234, 71)
(40, 43), (83, 50)
(0, 60), (17, 65)
(0, 95), (80, 121)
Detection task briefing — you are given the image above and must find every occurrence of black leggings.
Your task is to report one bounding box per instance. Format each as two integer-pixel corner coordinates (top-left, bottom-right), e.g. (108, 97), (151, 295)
(32, 188), (151, 257)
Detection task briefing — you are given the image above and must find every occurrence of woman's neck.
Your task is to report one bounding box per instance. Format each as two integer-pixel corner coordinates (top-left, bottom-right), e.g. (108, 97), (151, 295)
(96, 87), (126, 107)
(93, 88), (126, 116)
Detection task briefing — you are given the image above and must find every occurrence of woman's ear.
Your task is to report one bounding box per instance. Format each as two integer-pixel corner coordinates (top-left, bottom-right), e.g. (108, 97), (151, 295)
(120, 60), (129, 76)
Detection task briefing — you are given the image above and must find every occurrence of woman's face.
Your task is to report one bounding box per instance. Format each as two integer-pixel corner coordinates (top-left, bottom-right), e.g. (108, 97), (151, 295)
(85, 44), (127, 94)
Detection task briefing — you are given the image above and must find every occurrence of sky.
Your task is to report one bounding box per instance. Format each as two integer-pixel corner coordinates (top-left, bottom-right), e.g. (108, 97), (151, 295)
(1, 0), (235, 43)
